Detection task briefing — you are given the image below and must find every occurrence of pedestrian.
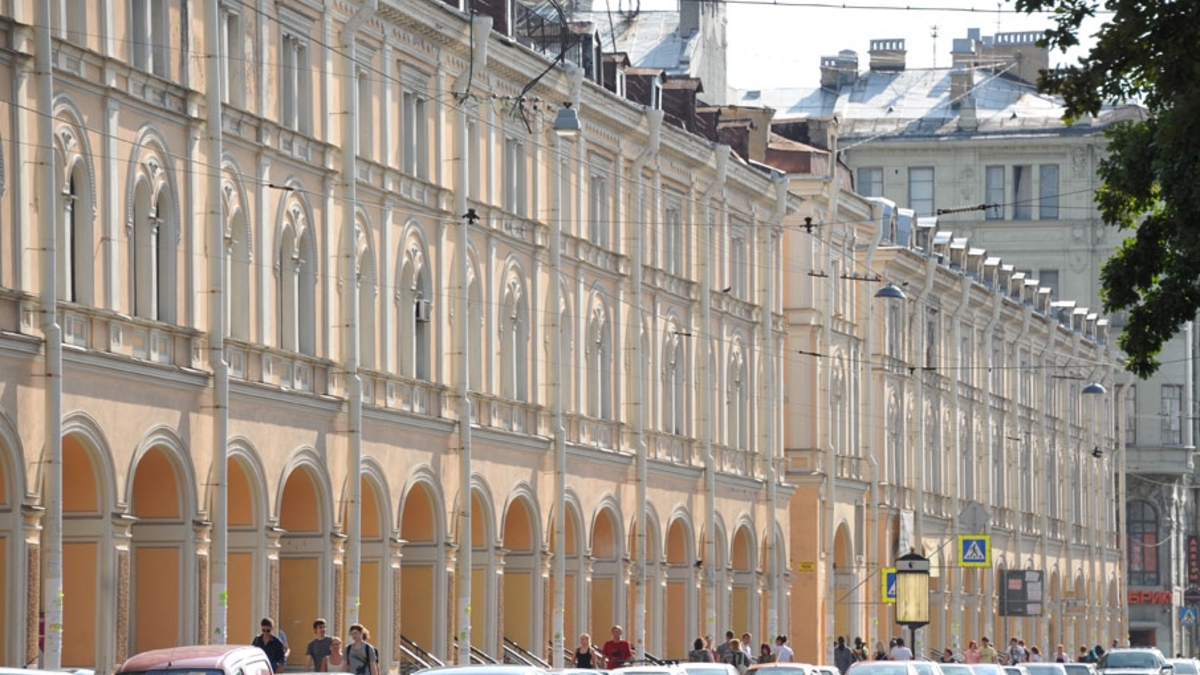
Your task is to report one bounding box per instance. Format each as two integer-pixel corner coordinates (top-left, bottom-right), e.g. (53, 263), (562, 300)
(689, 638), (714, 663)
(705, 635), (719, 662)
(575, 634), (602, 668)
(328, 637), (344, 669)
(1029, 646), (1043, 663)
(980, 637), (998, 664)
(1009, 638), (1026, 664)
(964, 640), (981, 664)
(1053, 645), (1069, 663)
(1079, 647), (1091, 663)
(873, 641), (889, 661)
(723, 639), (750, 675)
(716, 631), (736, 662)
(890, 638), (913, 661)
(253, 618), (288, 674)
(835, 637), (854, 674)
(851, 638), (869, 663)
(305, 618), (333, 671)
(774, 635), (795, 663)
(940, 648), (956, 664)
(742, 633), (755, 661)
(602, 625), (633, 669)
(344, 624), (380, 675)
(758, 644), (774, 664)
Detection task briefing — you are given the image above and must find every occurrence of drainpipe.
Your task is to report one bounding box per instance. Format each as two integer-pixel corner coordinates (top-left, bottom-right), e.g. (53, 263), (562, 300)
(451, 14), (487, 663)
(764, 173), (787, 639)
(205, 0), (229, 645)
(340, 0), (376, 634)
(981, 293), (1001, 640)
(860, 210), (884, 644)
(630, 107), (663, 661)
(35, 0), (63, 668)
(700, 146), (730, 638)
(821, 177), (841, 663)
(947, 276), (969, 650)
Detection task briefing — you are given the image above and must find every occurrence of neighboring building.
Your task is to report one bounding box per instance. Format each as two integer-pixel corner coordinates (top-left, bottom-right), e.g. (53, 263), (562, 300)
(743, 28), (1190, 654)
(0, 0), (791, 671)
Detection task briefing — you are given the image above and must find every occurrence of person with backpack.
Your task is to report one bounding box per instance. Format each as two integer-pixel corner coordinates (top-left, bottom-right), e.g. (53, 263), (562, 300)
(344, 624), (380, 675)
(723, 639), (749, 675)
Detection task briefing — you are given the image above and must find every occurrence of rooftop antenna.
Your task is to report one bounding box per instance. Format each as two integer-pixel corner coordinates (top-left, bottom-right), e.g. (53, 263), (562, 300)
(996, 2), (1003, 35)
(930, 24), (939, 68)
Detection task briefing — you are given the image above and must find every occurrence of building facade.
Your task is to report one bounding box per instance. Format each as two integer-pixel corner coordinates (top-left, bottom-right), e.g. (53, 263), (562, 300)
(743, 28), (1185, 656)
(0, 0), (791, 670)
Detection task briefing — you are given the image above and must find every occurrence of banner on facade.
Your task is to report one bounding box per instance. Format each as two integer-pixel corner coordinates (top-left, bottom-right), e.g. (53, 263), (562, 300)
(1189, 535), (1199, 585)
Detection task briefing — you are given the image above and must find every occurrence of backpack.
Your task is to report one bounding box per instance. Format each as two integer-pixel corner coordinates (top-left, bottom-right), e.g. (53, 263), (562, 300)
(725, 650), (748, 675)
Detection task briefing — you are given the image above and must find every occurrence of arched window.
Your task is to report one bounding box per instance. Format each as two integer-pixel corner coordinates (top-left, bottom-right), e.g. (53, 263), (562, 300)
(278, 199), (316, 355)
(398, 235), (432, 381)
(223, 175), (251, 340)
(662, 327), (687, 436)
(727, 345), (747, 449)
(499, 274), (529, 402)
(355, 222), (376, 370)
(1128, 500), (1159, 586)
(59, 155), (93, 306)
(131, 177), (176, 323)
(586, 299), (612, 420)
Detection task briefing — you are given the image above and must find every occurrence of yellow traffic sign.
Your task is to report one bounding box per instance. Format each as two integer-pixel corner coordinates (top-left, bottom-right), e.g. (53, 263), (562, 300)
(796, 561), (817, 572)
(958, 534), (991, 567)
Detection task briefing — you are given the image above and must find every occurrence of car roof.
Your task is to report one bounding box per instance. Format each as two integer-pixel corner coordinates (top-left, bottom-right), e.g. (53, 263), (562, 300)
(419, 668), (552, 675)
(118, 645), (268, 672)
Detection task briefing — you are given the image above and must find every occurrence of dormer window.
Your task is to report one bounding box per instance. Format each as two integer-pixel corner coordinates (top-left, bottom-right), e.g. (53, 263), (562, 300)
(651, 77), (663, 110)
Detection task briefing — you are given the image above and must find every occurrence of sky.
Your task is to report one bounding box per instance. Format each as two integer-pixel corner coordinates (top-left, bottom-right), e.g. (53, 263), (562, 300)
(643, 0), (1106, 91)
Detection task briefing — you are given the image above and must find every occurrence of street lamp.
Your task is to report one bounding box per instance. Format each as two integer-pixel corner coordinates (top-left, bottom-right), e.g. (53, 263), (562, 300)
(896, 550), (931, 658)
(553, 102), (581, 138)
(875, 283), (907, 300)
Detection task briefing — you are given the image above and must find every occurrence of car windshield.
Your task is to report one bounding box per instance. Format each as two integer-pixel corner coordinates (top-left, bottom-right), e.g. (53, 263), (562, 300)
(121, 671), (226, 675)
(754, 669), (809, 675)
(943, 667), (974, 675)
(911, 664), (935, 675)
(971, 667), (1005, 675)
(1103, 653), (1161, 669)
(1025, 666), (1065, 675)
(849, 665), (911, 675)
(683, 669), (729, 675)
(1171, 664), (1197, 675)
(1064, 667), (1090, 675)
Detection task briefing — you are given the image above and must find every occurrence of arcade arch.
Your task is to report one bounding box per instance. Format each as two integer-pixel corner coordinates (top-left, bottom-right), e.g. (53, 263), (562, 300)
(398, 478), (446, 655)
(664, 515), (696, 660)
(501, 492), (541, 649)
(277, 459), (333, 664)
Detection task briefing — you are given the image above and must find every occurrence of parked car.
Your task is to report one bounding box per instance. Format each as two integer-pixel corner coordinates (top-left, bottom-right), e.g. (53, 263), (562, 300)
(1064, 664), (1097, 675)
(1167, 661), (1200, 675)
(1004, 666), (1032, 675)
(970, 665), (1007, 675)
(748, 664), (822, 675)
(1097, 649), (1172, 675)
(678, 663), (740, 675)
(116, 645), (274, 675)
(1025, 664), (1070, 675)
(847, 663), (924, 675)
(942, 666), (975, 675)
(612, 665), (690, 675)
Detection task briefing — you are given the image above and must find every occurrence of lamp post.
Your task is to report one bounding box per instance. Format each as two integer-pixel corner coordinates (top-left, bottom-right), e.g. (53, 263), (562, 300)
(896, 550), (931, 658)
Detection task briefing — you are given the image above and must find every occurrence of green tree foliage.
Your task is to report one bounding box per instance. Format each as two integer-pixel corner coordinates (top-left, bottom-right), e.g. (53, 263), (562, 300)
(1014, 0), (1200, 376)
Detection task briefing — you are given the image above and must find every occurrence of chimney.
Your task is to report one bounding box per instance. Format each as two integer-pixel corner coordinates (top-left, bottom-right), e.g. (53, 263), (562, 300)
(951, 34), (978, 68)
(983, 31), (1048, 86)
(680, 0), (701, 37)
(950, 65), (973, 103)
(868, 39), (906, 71)
(958, 95), (978, 131)
(820, 49), (859, 91)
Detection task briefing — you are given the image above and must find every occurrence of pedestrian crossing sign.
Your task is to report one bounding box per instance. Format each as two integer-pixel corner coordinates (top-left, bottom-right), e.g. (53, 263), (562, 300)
(882, 567), (897, 604)
(1182, 606), (1198, 627)
(958, 534), (991, 568)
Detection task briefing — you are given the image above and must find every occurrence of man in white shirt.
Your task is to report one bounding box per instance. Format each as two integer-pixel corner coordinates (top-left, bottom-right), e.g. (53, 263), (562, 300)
(774, 636), (794, 663)
(890, 638), (913, 661)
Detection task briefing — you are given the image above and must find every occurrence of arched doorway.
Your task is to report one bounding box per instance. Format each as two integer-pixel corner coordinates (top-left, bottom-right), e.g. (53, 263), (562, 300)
(278, 462), (331, 665)
(0, 417), (23, 666)
(554, 499), (585, 656)
(59, 432), (112, 667)
(398, 480), (446, 656)
(346, 473), (390, 654)
(664, 516), (695, 660)
(590, 507), (623, 645)
(833, 523), (853, 644)
(501, 493), (540, 651)
(468, 488), (497, 657)
(225, 451), (265, 644)
(129, 444), (192, 653)
(731, 525), (756, 643)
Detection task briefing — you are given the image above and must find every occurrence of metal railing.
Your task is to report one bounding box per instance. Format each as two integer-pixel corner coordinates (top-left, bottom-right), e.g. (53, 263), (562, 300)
(399, 636), (444, 674)
(503, 637), (549, 667)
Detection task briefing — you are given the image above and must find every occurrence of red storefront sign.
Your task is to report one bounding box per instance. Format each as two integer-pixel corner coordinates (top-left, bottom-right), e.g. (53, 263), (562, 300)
(1189, 535), (1200, 584)
(1129, 590), (1174, 604)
